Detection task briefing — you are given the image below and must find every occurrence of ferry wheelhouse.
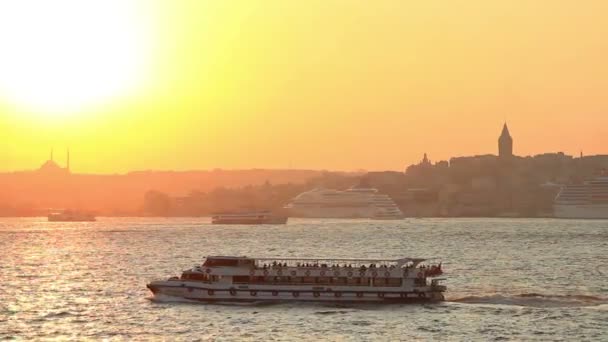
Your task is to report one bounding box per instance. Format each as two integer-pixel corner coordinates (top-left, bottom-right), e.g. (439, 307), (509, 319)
(147, 256), (446, 303)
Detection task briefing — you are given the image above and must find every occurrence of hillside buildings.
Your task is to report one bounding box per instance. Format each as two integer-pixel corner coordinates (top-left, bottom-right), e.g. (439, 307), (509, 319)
(363, 123), (608, 217)
(1, 123), (606, 218)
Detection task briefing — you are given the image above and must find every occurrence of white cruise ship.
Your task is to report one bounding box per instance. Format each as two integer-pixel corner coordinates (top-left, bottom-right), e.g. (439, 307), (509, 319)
(554, 176), (608, 219)
(284, 188), (403, 219)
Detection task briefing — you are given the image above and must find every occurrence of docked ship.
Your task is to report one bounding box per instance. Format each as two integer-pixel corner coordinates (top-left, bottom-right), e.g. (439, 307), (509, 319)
(284, 188), (403, 219)
(48, 210), (96, 222)
(211, 211), (288, 225)
(554, 176), (608, 219)
(147, 255), (446, 303)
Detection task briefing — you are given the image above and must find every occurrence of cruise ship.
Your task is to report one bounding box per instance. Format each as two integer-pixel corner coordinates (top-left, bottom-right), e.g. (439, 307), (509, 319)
(554, 176), (608, 219)
(147, 255), (446, 304)
(284, 188), (403, 219)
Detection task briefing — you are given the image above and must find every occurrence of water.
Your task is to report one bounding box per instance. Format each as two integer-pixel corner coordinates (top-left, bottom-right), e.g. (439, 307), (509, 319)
(1, 217), (607, 341)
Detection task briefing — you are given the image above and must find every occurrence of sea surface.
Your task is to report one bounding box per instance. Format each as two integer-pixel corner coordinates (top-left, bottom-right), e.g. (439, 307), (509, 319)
(1, 217), (607, 341)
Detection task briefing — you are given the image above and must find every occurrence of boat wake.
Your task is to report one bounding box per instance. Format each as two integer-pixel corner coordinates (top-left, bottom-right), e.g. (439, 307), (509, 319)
(450, 293), (608, 308)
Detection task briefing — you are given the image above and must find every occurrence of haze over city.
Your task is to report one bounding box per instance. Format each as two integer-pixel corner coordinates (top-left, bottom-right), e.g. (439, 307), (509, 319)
(1, 1), (607, 173)
(2, 2), (608, 341)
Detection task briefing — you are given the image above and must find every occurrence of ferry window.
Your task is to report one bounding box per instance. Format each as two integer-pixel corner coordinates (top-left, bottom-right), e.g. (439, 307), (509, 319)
(414, 278), (426, 286)
(302, 277), (315, 283)
(233, 276), (249, 283)
(189, 274), (201, 281)
(203, 259), (239, 267)
(316, 277), (329, 284)
(387, 278), (402, 287)
(346, 278), (359, 285)
(359, 278), (371, 286)
(238, 260), (255, 267)
(183, 273), (207, 281)
(331, 277), (347, 284)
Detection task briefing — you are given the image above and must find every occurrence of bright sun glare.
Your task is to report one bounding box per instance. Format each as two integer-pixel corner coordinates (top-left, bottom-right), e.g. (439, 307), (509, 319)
(0, 0), (150, 116)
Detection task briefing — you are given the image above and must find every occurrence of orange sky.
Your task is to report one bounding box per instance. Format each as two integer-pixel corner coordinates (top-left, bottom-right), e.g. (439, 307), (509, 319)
(0, 0), (607, 173)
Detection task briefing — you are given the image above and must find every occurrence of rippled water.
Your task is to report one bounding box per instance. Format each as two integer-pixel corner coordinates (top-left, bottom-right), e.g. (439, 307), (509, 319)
(1, 217), (607, 341)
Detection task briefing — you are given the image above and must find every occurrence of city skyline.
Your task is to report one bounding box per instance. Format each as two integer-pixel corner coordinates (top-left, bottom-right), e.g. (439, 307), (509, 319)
(5, 121), (605, 175)
(1, 1), (607, 173)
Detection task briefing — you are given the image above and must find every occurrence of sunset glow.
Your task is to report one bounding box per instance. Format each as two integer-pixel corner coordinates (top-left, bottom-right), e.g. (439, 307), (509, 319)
(0, 0), (151, 116)
(0, 1), (607, 172)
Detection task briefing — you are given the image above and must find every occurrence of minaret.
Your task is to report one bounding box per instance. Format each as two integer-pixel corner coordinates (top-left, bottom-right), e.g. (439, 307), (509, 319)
(422, 153), (431, 165)
(50, 148), (54, 161)
(498, 123), (513, 158)
(66, 148), (70, 172)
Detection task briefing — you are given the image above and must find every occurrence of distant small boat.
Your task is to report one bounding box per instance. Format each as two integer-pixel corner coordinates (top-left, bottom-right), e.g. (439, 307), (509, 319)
(211, 211), (288, 225)
(48, 210), (96, 222)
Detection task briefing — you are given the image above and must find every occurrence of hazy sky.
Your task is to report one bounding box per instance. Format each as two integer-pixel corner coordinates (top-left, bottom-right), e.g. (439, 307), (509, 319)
(0, 0), (607, 173)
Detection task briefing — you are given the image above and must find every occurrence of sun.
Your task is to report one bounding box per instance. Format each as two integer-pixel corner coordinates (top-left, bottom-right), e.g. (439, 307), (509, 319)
(0, 0), (151, 116)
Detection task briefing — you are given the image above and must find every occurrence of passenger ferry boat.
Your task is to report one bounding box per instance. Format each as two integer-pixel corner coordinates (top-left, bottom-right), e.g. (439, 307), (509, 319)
(554, 176), (608, 219)
(284, 187), (403, 219)
(211, 211), (288, 225)
(48, 210), (96, 222)
(147, 256), (446, 303)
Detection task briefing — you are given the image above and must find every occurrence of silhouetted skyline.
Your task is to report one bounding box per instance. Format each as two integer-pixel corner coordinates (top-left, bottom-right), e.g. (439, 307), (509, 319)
(1, 2), (607, 172)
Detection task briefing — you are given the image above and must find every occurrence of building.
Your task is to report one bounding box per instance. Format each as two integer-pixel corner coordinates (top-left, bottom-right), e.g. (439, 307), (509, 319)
(498, 123), (513, 158)
(38, 149), (70, 176)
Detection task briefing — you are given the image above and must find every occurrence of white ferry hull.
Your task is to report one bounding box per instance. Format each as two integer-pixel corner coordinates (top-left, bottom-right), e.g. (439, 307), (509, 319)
(147, 281), (444, 304)
(286, 207), (402, 219)
(554, 204), (608, 219)
(286, 207), (375, 218)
